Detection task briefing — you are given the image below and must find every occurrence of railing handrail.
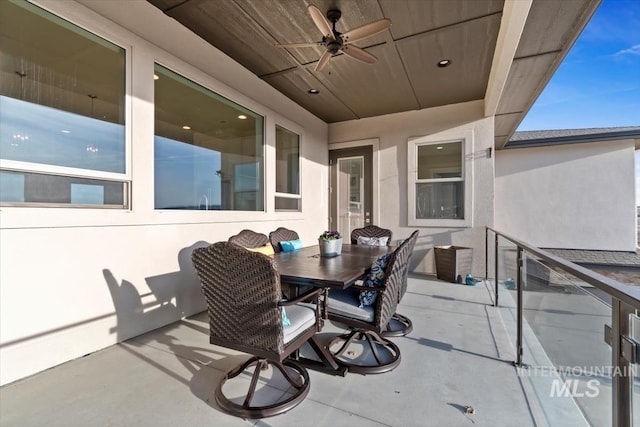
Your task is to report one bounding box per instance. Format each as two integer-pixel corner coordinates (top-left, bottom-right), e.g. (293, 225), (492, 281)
(487, 226), (640, 309)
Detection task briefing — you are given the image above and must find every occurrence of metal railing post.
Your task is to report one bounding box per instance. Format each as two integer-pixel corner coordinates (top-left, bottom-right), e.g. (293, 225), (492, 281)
(494, 233), (499, 307)
(612, 298), (634, 427)
(485, 227), (488, 281)
(516, 246), (523, 366)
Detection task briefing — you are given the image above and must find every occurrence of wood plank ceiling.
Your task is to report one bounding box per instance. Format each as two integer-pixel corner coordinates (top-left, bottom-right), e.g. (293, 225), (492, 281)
(147, 0), (599, 147)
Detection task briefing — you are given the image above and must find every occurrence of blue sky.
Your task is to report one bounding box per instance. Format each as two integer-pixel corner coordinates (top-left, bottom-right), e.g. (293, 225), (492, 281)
(517, 0), (640, 131)
(516, 0), (640, 204)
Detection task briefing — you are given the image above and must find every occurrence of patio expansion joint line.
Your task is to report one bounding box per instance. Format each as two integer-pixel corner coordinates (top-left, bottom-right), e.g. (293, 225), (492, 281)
(302, 399), (394, 427)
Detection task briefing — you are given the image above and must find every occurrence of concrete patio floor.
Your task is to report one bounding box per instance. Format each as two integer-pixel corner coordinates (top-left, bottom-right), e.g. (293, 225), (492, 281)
(1, 276), (550, 427)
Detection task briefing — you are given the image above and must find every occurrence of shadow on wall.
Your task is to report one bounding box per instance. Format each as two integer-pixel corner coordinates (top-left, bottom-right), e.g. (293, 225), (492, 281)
(145, 241), (210, 318)
(103, 240), (210, 342)
(102, 240), (249, 412)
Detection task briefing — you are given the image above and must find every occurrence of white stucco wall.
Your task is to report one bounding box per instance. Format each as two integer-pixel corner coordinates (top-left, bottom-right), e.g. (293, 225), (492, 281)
(0, 0), (328, 385)
(495, 139), (637, 251)
(329, 100), (495, 276)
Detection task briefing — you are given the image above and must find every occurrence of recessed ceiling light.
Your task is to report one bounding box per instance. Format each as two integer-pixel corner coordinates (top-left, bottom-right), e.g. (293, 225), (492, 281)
(182, 125), (191, 130)
(154, 74), (159, 80)
(436, 146), (444, 150)
(308, 89), (320, 94)
(238, 115), (247, 120)
(437, 59), (452, 68)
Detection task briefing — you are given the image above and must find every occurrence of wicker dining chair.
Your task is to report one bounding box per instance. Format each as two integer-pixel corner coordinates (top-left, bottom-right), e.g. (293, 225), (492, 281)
(192, 242), (324, 418)
(269, 227), (300, 253)
(350, 225), (393, 245)
(325, 230), (417, 374)
(384, 230), (419, 337)
(228, 229), (269, 248)
(351, 226), (416, 337)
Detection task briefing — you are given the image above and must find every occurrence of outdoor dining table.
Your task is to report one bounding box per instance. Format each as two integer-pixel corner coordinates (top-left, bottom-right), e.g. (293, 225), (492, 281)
(275, 244), (394, 289)
(273, 243), (394, 375)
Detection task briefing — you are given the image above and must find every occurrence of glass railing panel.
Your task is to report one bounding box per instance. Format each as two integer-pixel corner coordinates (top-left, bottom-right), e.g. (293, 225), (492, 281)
(519, 255), (612, 427)
(487, 227), (640, 425)
(494, 238), (519, 361)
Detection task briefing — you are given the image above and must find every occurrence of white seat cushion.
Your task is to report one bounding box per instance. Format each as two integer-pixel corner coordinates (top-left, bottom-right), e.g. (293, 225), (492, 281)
(283, 303), (316, 344)
(357, 236), (388, 246)
(327, 288), (375, 322)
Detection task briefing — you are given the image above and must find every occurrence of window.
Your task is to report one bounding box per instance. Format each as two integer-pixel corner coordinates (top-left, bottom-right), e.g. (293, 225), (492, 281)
(408, 133), (472, 227)
(275, 125), (300, 211)
(417, 142), (463, 219)
(0, 0), (128, 207)
(154, 64), (264, 211)
(0, 170), (127, 208)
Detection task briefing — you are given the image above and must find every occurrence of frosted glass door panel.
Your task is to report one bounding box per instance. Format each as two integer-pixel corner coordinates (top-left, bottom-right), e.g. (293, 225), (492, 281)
(337, 157), (364, 239)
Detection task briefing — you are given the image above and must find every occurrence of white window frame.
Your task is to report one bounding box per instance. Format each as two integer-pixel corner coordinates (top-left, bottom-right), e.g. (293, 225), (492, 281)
(0, 0), (132, 207)
(408, 130), (473, 227)
(274, 124), (301, 212)
(152, 62), (266, 212)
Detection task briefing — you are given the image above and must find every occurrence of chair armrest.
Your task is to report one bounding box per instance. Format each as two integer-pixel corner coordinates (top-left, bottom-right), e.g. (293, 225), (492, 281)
(279, 287), (327, 330)
(279, 286), (324, 306)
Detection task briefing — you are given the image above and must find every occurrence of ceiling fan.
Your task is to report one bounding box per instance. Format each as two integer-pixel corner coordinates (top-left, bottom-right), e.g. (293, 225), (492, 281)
(275, 5), (391, 72)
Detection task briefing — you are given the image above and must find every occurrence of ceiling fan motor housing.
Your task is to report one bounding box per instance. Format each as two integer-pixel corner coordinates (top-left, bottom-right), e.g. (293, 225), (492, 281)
(327, 39), (343, 54)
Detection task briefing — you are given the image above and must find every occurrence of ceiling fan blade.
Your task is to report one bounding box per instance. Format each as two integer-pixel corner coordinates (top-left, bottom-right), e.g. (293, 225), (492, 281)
(275, 42), (324, 49)
(308, 5), (335, 41)
(314, 50), (333, 72)
(341, 19), (391, 44)
(341, 45), (377, 64)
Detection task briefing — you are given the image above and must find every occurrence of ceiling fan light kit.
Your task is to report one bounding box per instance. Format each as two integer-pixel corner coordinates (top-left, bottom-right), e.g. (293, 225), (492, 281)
(275, 5), (391, 72)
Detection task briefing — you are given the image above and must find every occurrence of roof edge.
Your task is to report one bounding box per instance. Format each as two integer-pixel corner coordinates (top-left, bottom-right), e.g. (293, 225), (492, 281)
(505, 128), (640, 149)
